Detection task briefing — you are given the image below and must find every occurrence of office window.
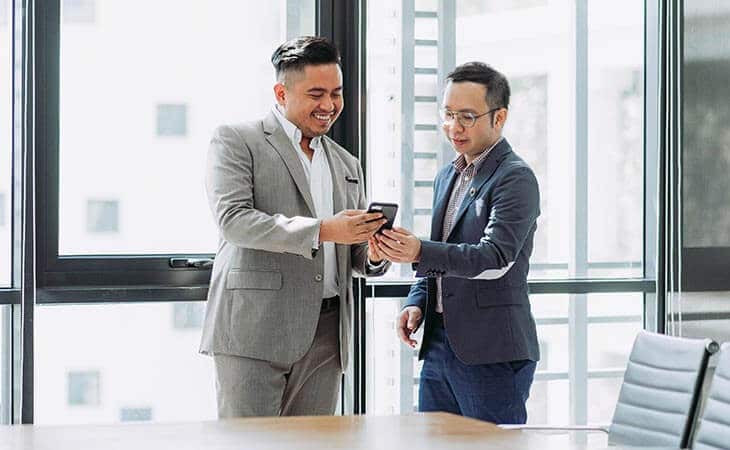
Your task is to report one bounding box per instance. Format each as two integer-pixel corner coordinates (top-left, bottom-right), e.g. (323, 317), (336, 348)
(172, 302), (204, 329)
(86, 199), (119, 233)
(0, 0), (10, 287)
(365, 0), (645, 426)
(156, 103), (187, 137)
(36, 303), (216, 424)
(0, 0), (7, 26)
(367, 0), (644, 281)
(365, 293), (641, 424)
(62, 0), (95, 24)
(58, 0), (316, 255)
(457, 0), (548, 15)
(67, 371), (100, 406)
(0, 192), (5, 227)
(120, 407), (153, 422)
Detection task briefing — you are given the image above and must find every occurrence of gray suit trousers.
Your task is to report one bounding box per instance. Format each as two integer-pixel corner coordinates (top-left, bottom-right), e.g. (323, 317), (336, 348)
(213, 306), (341, 417)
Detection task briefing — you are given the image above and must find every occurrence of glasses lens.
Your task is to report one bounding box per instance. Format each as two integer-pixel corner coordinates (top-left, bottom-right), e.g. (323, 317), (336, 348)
(459, 113), (476, 128)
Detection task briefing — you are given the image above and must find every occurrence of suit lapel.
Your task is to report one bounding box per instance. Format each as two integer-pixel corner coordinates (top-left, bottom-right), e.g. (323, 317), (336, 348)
(431, 166), (458, 241)
(263, 111), (316, 217)
(322, 138), (349, 287)
(445, 139), (512, 242)
(323, 139), (347, 216)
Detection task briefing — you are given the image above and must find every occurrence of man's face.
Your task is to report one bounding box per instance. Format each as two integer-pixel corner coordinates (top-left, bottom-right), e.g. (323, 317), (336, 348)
(274, 63), (343, 138)
(441, 81), (506, 159)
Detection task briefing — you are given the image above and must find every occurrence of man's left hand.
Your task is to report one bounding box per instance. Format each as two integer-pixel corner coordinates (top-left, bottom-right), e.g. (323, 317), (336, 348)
(376, 227), (422, 263)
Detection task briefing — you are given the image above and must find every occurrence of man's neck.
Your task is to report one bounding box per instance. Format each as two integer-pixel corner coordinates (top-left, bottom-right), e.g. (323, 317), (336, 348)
(300, 136), (314, 161)
(464, 137), (501, 165)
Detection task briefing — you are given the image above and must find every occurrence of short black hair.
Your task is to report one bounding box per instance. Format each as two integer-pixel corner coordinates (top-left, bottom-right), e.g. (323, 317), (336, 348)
(271, 36), (341, 82)
(446, 62), (510, 110)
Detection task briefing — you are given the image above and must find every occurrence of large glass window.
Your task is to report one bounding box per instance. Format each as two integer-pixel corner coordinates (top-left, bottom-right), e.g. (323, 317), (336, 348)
(58, 0), (315, 255)
(365, 0), (646, 426)
(35, 302), (215, 424)
(365, 293), (641, 423)
(0, 0), (11, 287)
(366, 0), (644, 280)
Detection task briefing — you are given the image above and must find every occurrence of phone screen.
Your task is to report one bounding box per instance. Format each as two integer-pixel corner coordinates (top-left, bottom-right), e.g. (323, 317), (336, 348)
(367, 202), (398, 232)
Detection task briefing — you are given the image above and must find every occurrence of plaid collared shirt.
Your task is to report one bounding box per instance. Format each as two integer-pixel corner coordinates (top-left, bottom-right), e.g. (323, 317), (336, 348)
(435, 137), (503, 313)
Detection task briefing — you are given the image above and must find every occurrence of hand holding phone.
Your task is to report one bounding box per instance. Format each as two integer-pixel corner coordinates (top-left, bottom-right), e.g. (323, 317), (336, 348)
(366, 202), (398, 233)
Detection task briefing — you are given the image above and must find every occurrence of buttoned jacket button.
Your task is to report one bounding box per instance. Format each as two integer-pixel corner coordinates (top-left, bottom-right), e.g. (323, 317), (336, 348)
(315, 274), (323, 282)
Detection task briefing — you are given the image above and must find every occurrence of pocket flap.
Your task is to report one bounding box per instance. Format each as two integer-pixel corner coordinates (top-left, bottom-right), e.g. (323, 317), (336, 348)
(226, 270), (282, 290)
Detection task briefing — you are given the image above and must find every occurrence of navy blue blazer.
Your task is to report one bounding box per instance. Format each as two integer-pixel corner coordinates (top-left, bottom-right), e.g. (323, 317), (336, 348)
(405, 138), (540, 365)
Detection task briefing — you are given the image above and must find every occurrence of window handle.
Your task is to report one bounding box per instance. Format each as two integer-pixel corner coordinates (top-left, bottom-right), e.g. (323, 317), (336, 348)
(169, 258), (214, 269)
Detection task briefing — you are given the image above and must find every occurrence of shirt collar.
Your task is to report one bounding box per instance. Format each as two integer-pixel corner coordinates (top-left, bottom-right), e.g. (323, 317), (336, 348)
(272, 104), (323, 150)
(452, 136), (504, 174)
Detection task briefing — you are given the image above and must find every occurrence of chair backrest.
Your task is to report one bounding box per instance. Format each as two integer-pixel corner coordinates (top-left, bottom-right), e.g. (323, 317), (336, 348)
(692, 343), (730, 450)
(608, 330), (717, 448)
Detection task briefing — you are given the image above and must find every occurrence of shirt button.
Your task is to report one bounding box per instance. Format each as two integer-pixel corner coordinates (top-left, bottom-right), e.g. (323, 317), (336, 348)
(315, 274), (323, 282)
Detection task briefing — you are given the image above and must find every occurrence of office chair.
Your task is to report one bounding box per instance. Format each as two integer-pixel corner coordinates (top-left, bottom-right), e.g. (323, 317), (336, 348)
(501, 330), (718, 448)
(691, 342), (730, 450)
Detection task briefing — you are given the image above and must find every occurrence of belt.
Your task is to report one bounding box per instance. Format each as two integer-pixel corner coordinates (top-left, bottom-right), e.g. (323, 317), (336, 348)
(321, 295), (340, 313)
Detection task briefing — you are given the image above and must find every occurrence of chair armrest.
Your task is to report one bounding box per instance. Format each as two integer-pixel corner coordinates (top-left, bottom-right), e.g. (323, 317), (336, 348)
(498, 424), (609, 433)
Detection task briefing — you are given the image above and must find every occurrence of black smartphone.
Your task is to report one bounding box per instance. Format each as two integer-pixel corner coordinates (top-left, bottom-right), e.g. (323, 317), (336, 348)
(367, 202), (399, 232)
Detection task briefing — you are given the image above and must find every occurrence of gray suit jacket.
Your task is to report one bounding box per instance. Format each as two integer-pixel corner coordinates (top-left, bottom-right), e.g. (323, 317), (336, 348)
(200, 111), (389, 369)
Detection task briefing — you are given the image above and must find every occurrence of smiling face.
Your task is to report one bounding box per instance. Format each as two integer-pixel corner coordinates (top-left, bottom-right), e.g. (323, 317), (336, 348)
(441, 80), (507, 161)
(274, 63), (343, 138)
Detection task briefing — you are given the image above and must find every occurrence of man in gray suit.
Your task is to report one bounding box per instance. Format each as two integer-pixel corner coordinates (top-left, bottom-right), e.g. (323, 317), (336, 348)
(200, 36), (390, 418)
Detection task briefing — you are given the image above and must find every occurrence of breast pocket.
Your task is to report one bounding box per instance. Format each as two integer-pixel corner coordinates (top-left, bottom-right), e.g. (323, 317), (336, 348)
(346, 182), (360, 208)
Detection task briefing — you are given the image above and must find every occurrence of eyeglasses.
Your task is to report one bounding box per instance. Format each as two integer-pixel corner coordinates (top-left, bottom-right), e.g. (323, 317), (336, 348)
(438, 107), (503, 128)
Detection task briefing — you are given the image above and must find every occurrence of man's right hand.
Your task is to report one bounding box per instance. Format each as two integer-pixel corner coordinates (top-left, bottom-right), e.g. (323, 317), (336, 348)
(396, 306), (423, 348)
(319, 210), (386, 244)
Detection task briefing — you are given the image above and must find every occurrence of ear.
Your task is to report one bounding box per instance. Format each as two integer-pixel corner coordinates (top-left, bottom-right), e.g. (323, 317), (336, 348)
(273, 82), (286, 106)
(494, 108), (508, 129)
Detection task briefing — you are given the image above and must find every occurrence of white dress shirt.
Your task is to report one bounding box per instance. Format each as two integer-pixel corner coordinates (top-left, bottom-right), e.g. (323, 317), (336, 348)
(272, 105), (339, 298)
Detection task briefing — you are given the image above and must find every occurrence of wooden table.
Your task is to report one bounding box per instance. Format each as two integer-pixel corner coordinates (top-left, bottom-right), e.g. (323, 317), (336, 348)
(0, 412), (665, 449)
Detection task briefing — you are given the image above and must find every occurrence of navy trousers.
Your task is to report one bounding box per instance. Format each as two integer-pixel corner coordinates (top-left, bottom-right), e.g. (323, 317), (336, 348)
(418, 314), (536, 424)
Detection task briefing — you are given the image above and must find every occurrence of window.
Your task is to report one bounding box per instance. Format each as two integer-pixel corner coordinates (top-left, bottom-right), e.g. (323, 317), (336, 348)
(172, 302), (204, 329)
(0, 0), (10, 287)
(0, 192), (5, 227)
(682, 0), (730, 290)
(365, 293), (641, 423)
(120, 407), (153, 422)
(86, 199), (119, 233)
(67, 371), (100, 406)
(365, 0), (646, 426)
(36, 303), (216, 424)
(0, 0), (7, 26)
(367, 0), (644, 281)
(58, 0), (316, 256)
(62, 0), (95, 24)
(156, 104), (188, 137)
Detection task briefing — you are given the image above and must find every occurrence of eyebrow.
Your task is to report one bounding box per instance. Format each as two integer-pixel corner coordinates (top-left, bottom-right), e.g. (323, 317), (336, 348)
(443, 106), (479, 113)
(307, 86), (343, 94)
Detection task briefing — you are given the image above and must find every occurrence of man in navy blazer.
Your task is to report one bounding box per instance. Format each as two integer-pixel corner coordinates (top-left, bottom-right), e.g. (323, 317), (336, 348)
(372, 62), (540, 424)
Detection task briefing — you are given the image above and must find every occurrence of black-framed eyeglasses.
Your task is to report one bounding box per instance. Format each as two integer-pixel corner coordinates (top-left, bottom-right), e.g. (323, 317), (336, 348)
(438, 107), (503, 128)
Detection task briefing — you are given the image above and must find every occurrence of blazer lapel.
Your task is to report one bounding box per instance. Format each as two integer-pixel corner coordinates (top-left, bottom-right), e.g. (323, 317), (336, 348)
(445, 139), (512, 241)
(431, 166), (458, 241)
(263, 111), (316, 217)
(322, 139), (350, 289)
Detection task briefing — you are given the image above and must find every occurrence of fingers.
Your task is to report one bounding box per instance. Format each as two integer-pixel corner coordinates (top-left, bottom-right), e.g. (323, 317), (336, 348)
(368, 238), (385, 261)
(343, 209), (366, 216)
(396, 312), (417, 348)
(389, 226), (413, 236)
(407, 311), (421, 331)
